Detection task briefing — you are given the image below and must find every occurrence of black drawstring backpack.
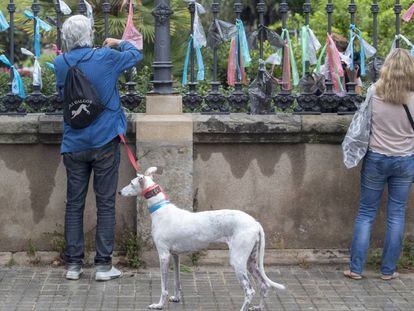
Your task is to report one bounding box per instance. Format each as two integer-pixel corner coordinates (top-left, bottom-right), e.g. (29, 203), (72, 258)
(62, 49), (105, 129)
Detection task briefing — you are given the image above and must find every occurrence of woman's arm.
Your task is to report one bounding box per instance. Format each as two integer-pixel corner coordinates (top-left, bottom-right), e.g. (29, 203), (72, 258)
(104, 38), (143, 74)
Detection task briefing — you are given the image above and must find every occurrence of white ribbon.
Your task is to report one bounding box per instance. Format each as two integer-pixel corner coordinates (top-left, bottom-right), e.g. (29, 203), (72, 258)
(59, 0), (72, 15)
(21, 48), (42, 89)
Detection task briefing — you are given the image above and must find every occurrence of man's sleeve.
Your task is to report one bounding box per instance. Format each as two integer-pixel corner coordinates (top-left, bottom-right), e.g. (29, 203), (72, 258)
(109, 41), (143, 74)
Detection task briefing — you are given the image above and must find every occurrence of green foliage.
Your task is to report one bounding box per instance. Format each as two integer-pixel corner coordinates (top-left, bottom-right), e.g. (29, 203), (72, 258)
(27, 239), (38, 257)
(367, 236), (414, 270)
(398, 236), (414, 269)
(190, 251), (201, 266)
(121, 230), (144, 269)
(5, 257), (16, 267)
(180, 264), (192, 273)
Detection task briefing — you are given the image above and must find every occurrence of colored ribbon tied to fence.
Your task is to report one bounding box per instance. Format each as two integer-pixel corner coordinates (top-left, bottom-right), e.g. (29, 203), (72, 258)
(182, 1), (207, 86)
(281, 28), (299, 90)
(122, 0), (143, 50)
(59, 0), (72, 15)
(391, 34), (414, 56)
(0, 55), (25, 98)
(300, 25), (321, 77)
(315, 33), (344, 93)
(227, 19), (251, 86)
(403, 3), (414, 22)
(182, 35), (205, 85)
(345, 24), (376, 77)
(24, 10), (52, 58)
(21, 48), (43, 89)
(0, 10), (9, 32)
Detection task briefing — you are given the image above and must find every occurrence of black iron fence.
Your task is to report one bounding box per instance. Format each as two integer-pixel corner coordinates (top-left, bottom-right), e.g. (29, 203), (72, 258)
(0, 0), (409, 115)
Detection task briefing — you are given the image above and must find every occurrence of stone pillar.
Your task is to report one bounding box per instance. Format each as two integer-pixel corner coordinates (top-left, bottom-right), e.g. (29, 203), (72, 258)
(136, 95), (193, 250)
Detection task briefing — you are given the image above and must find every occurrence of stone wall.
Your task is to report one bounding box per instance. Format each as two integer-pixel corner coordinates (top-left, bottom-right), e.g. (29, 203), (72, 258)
(1, 113), (414, 254)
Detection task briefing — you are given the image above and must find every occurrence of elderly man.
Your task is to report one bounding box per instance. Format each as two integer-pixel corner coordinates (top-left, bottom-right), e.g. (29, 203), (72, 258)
(54, 15), (142, 281)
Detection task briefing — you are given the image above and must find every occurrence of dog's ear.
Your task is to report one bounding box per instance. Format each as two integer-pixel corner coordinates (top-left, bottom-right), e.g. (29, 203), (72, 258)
(144, 167), (157, 178)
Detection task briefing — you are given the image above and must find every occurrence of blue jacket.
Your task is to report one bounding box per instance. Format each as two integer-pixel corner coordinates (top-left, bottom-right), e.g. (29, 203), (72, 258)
(54, 41), (142, 154)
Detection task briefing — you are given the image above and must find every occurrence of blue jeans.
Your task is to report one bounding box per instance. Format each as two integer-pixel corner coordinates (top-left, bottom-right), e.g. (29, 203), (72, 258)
(350, 151), (414, 275)
(63, 137), (120, 267)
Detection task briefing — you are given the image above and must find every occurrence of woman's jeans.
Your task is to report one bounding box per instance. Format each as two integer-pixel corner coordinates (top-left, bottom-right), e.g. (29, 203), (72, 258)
(350, 151), (414, 275)
(63, 138), (120, 267)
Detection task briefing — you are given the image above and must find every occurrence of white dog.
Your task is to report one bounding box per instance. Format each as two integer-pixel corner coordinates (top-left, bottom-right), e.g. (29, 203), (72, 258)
(119, 167), (285, 311)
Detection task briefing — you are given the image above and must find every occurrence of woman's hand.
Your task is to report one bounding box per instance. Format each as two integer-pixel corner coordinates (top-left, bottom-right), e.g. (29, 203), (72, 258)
(103, 38), (123, 48)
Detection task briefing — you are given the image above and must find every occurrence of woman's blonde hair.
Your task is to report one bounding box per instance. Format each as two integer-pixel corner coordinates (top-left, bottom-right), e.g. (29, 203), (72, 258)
(376, 48), (414, 105)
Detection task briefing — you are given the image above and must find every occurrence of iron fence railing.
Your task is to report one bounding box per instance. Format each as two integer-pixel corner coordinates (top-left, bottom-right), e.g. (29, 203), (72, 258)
(0, 0), (409, 115)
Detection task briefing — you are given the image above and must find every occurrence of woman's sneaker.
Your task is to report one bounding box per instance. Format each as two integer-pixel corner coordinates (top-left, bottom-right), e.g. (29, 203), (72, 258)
(65, 265), (83, 280)
(95, 266), (123, 281)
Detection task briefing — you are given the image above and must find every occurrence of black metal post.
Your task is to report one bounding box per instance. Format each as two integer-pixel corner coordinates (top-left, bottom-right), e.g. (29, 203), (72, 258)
(339, 0), (359, 115)
(26, 0), (48, 113)
(327, 0), (333, 35)
(371, 0), (379, 82)
(1, 0), (24, 115)
(257, 0), (265, 61)
(183, 1), (203, 112)
(203, 0), (228, 114)
(78, 0), (87, 14)
(319, 0), (339, 113)
(152, 0), (173, 94)
(274, 0), (295, 111)
(228, 0), (249, 112)
(121, 0), (143, 112)
(102, 0), (111, 39)
(55, 0), (62, 50)
(295, 0), (320, 115)
(347, 0), (356, 85)
(395, 0), (401, 48)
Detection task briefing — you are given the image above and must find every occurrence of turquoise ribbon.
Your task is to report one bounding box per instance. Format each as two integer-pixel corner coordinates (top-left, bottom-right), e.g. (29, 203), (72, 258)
(182, 35), (204, 86)
(0, 55), (25, 98)
(349, 24), (368, 76)
(0, 10), (9, 32)
(148, 200), (170, 214)
(235, 19), (251, 67)
(46, 62), (55, 72)
(24, 10), (52, 58)
(301, 25), (308, 77)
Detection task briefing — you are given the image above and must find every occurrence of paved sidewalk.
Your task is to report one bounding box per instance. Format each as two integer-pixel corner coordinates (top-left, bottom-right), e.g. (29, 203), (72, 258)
(1, 265), (414, 311)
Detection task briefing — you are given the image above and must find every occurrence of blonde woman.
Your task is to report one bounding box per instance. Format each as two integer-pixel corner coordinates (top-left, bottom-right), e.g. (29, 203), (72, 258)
(342, 48), (414, 280)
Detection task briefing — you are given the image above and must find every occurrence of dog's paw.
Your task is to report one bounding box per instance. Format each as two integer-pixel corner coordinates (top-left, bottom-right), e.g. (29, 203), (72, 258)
(148, 303), (164, 310)
(169, 296), (181, 303)
(248, 306), (263, 311)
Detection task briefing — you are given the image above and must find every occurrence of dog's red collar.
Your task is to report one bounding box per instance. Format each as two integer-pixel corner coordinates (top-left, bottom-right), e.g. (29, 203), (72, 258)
(141, 184), (165, 200)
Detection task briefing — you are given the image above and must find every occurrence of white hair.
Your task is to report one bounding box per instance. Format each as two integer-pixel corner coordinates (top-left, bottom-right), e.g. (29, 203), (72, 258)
(62, 15), (94, 51)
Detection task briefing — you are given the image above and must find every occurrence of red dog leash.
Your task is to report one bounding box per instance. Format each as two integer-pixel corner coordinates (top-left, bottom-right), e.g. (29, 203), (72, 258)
(119, 133), (139, 172)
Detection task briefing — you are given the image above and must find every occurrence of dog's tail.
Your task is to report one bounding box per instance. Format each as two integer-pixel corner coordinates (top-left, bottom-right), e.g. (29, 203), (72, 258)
(258, 224), (286, 290)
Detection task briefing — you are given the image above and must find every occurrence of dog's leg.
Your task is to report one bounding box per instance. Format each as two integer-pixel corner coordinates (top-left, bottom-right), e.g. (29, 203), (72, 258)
(247, 243), (269, 311)
(149, 251), (171, 310)
(229, 237), (256, 311)
(169, 254), (182, 303)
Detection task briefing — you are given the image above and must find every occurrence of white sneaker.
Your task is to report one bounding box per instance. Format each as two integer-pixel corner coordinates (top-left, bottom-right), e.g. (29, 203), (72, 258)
(65, 266), (83, 280)
(95, 266), (123, 281)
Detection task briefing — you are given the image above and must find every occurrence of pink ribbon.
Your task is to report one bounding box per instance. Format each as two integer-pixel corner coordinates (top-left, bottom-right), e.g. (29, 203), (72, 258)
(403, 3), (414, 22)
(52, 44), (62, 55)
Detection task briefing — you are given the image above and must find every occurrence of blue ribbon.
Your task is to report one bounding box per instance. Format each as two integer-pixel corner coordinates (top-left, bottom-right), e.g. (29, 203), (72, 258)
(358, 33), (365, 76)
(0, 10), (9, 32)
(148, 200), (170, 214)
(235, 19), (251, 67)
(24, 10), (52, 58)
(0, 55), (25, 98)
(349, 24), (368, 76)
(46, 62), (55, 71)
(182, 35), (204, 86)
